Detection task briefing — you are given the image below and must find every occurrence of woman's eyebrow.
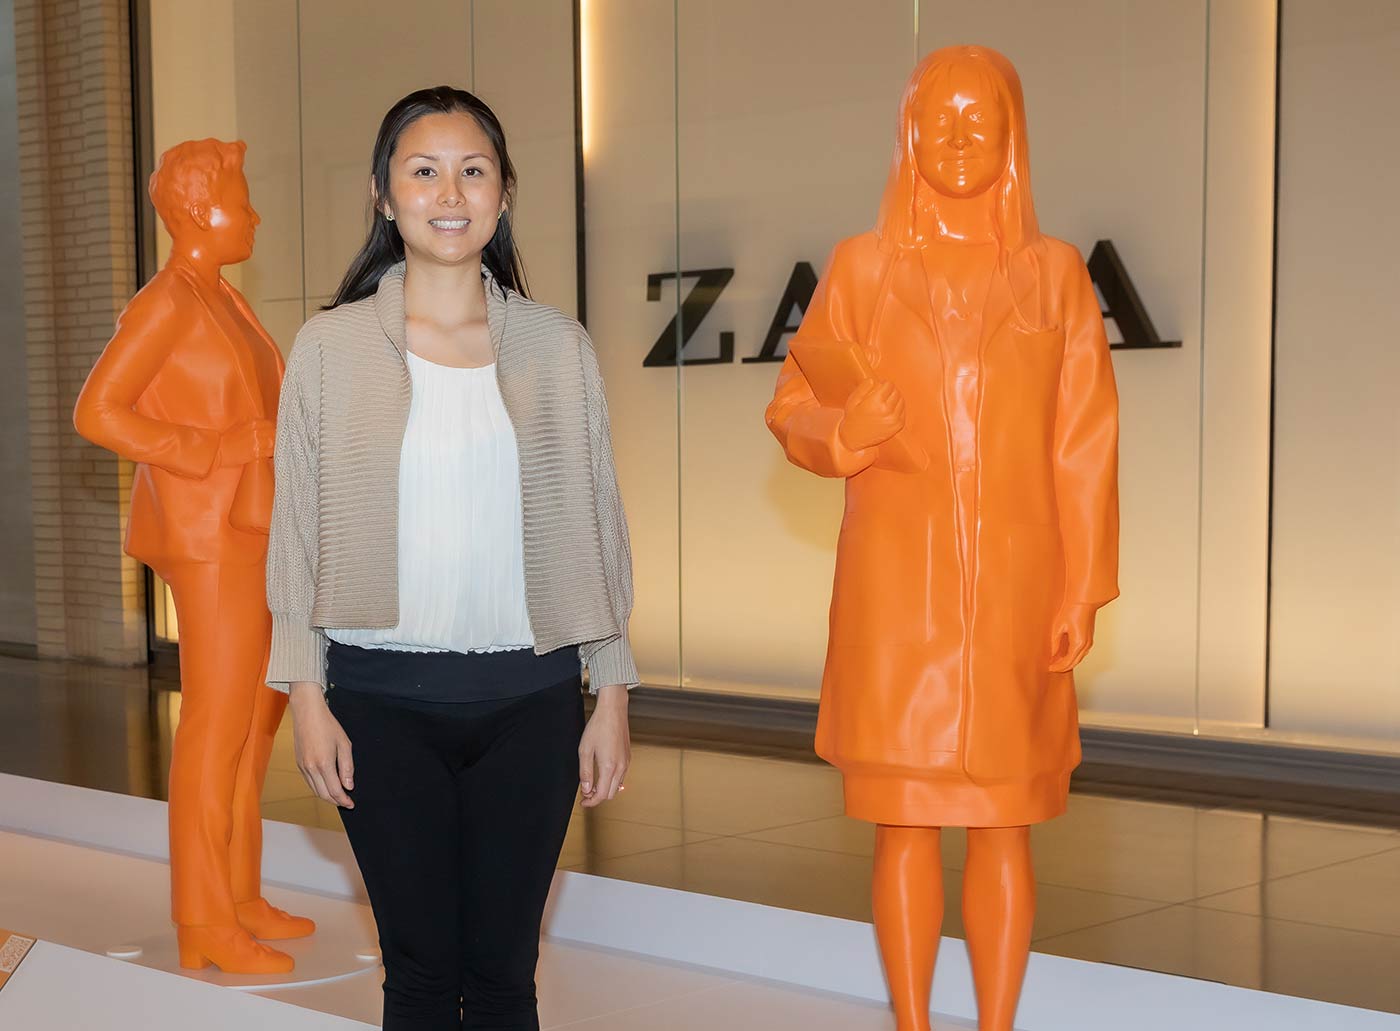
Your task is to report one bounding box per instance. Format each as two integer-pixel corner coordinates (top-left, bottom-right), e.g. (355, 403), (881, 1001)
(403, 151), (496, 163)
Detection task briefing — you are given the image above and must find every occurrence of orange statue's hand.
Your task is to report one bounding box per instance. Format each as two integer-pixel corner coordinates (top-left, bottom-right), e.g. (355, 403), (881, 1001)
(216, 419), (276, 468)
(1048, 602), (1097, 673)
(839, 378), (906, 452)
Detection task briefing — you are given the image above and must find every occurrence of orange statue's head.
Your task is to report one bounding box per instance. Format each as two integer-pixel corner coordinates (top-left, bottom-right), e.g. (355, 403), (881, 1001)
(149, 139), (259, 266)
(877, 45), (1039, 254)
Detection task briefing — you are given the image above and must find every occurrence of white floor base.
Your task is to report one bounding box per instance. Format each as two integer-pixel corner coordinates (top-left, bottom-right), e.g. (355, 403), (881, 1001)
(1, 940), (369, 1030)
(113, 909), (380, 992)
(2, 772), (1398, 1031)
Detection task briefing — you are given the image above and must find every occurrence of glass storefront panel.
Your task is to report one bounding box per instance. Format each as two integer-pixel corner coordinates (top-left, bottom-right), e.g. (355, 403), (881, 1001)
(142, 1), (1394, 753)
(579, 0), (683, 690)
(672, 2), (917, 698)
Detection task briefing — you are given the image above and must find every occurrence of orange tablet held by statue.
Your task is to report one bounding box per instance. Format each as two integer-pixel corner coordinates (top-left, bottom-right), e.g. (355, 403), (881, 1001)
(788, 336), (927, 473)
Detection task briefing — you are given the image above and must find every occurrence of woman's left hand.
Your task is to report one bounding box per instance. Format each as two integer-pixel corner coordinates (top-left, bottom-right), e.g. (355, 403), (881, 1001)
(579, 684), (630, 808)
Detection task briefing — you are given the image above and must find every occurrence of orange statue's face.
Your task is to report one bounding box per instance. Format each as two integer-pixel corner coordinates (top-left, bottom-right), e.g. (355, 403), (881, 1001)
(380, 111), (506, 269)
(197, 170), (260, 265)
(910, 62), (1011, 200)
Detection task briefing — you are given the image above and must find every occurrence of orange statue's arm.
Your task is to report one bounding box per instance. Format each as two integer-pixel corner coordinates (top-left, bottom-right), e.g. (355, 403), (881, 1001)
(1053, 256), (1121, 611)
(73, 276), (222, 479)
(766, 245), (880, 479)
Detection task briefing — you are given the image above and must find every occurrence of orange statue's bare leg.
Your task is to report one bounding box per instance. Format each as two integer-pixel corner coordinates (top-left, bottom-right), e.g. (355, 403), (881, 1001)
(962, 826), (1034, 1031)
(165, 561), (295, 972)
(873, 825), (943, 1031)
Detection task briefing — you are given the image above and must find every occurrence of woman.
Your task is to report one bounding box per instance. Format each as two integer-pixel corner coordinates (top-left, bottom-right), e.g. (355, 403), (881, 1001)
(766, 47), (1118, 1031)
(266, 87), (636, 1031)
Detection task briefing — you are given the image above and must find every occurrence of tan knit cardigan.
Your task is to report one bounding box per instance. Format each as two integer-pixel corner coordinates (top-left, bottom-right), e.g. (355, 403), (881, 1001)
(265, 262), (637, 694)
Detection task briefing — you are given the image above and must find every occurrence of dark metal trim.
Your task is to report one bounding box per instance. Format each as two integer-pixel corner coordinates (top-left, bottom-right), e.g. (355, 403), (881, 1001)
(615, 685), (1400, 799)
(127, 0), (156, 286)
(148, 642), (181, 685)
(127, 0), (160, 664)
(1077, 725), (1400, 793)
(0, 641), (40, 661)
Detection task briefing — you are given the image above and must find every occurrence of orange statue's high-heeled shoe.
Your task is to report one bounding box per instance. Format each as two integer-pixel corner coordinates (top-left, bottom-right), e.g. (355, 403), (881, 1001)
(235, 898), (316, 941)
(176, 924), (294, 974)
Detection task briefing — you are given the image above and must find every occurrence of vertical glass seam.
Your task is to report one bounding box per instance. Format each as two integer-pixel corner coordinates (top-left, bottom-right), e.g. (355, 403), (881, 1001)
(1192, 0), (1213, 736)
(673, 0), (684, 690)
(1263, 0), (1283, 731)
(295, 0), (308, 318)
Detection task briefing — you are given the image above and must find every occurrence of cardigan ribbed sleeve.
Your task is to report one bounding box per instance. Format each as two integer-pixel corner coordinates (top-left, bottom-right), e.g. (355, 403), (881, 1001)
(577, 330), (639, 691)
(265, 330), (327, 691)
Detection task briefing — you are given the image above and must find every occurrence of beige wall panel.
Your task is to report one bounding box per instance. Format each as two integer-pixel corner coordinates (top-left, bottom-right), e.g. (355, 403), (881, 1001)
(581, 0), (681, 686)
(1270, 0), (1400, 741)
(1196, 0), (1277, 728)
(473, 0), (578, 317)
(674, 0), (915, 696)
(298, 0), (472, 300)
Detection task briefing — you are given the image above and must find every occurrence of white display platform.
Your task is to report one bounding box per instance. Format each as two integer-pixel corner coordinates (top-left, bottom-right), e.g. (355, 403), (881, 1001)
(0, 939), (367, 1029)
(2, 772), (1397, 1031)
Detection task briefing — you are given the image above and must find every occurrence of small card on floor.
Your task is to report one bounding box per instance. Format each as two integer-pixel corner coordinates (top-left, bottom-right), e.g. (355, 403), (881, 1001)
(0, 928), (38, 993)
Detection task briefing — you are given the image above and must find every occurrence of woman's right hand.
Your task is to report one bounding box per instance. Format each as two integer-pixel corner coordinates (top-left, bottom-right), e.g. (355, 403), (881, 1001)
(289, 682), (355, 809)
(839, 379), (906, 451)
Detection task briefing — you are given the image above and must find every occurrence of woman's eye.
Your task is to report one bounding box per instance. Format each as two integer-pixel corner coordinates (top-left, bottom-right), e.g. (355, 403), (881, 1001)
(413, 167), (435, 178)
(463, 167), (481, 178)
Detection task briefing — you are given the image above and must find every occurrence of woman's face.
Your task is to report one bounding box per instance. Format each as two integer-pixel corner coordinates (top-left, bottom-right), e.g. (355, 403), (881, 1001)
(910, 63), (1010, 199)
(382, 112), (506, 268)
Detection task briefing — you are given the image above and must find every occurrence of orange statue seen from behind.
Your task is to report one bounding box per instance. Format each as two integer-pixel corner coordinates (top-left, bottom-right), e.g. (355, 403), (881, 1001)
(767, 47), (1120, 1030)
(74, 139), (313, 974)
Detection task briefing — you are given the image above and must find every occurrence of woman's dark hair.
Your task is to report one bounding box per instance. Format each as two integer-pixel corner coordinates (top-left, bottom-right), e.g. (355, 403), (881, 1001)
(326, 86), (528, 308)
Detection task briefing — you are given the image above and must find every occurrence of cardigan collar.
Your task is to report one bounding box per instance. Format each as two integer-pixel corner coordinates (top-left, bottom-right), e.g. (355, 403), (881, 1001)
(373, 260), (508, 361)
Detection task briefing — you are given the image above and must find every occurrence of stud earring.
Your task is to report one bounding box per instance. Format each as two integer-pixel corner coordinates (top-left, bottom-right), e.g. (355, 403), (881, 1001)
(386, 211), (394, 222)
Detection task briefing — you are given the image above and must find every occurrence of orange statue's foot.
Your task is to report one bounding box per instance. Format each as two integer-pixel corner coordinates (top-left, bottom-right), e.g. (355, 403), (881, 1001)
(235, 898), (316, 940)
(176, 924), (294, 974)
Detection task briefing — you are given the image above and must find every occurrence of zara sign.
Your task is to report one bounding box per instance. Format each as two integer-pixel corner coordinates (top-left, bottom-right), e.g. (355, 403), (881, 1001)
(640, 240), (1179, 368)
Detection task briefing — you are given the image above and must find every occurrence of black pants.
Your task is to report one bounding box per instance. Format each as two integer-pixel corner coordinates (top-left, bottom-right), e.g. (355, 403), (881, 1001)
(329, 677), (584, 1031)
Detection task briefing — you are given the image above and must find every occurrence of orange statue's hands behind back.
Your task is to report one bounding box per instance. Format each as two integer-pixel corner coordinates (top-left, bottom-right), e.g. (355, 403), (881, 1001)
(73, 285), (224, 480)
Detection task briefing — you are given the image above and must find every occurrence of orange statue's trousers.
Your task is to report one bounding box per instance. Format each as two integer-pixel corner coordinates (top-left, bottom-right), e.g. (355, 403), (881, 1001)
(163, 560), (286, 928)
(873, 825), (1035, 1031)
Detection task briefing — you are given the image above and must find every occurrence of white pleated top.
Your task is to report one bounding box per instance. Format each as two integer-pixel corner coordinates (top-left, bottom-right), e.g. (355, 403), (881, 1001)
(326, 351), (534, 654)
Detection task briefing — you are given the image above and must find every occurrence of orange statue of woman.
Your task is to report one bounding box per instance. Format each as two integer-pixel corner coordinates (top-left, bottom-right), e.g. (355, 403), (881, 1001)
(766, 47), (1119, 1030)
(74, 139), (313, 974)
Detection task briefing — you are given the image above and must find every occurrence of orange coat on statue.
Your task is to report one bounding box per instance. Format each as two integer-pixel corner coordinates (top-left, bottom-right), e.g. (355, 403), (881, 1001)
(767, 52), (1119, 829)
(767, 45), (1119, 1031)
(74, 139), (312, 976)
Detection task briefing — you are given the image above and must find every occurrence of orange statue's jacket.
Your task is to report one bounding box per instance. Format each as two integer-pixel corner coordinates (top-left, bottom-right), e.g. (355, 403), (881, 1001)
(79, 263), (284, 568)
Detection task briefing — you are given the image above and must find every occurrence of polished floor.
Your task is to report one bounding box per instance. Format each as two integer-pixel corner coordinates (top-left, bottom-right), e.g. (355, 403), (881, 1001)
(0, 829), (979, 1030)
(3, 653), (1399, 1014)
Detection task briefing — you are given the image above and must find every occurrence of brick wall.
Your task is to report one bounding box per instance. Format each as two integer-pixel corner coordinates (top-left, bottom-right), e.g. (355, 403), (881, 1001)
(15, 0), (146, 664)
